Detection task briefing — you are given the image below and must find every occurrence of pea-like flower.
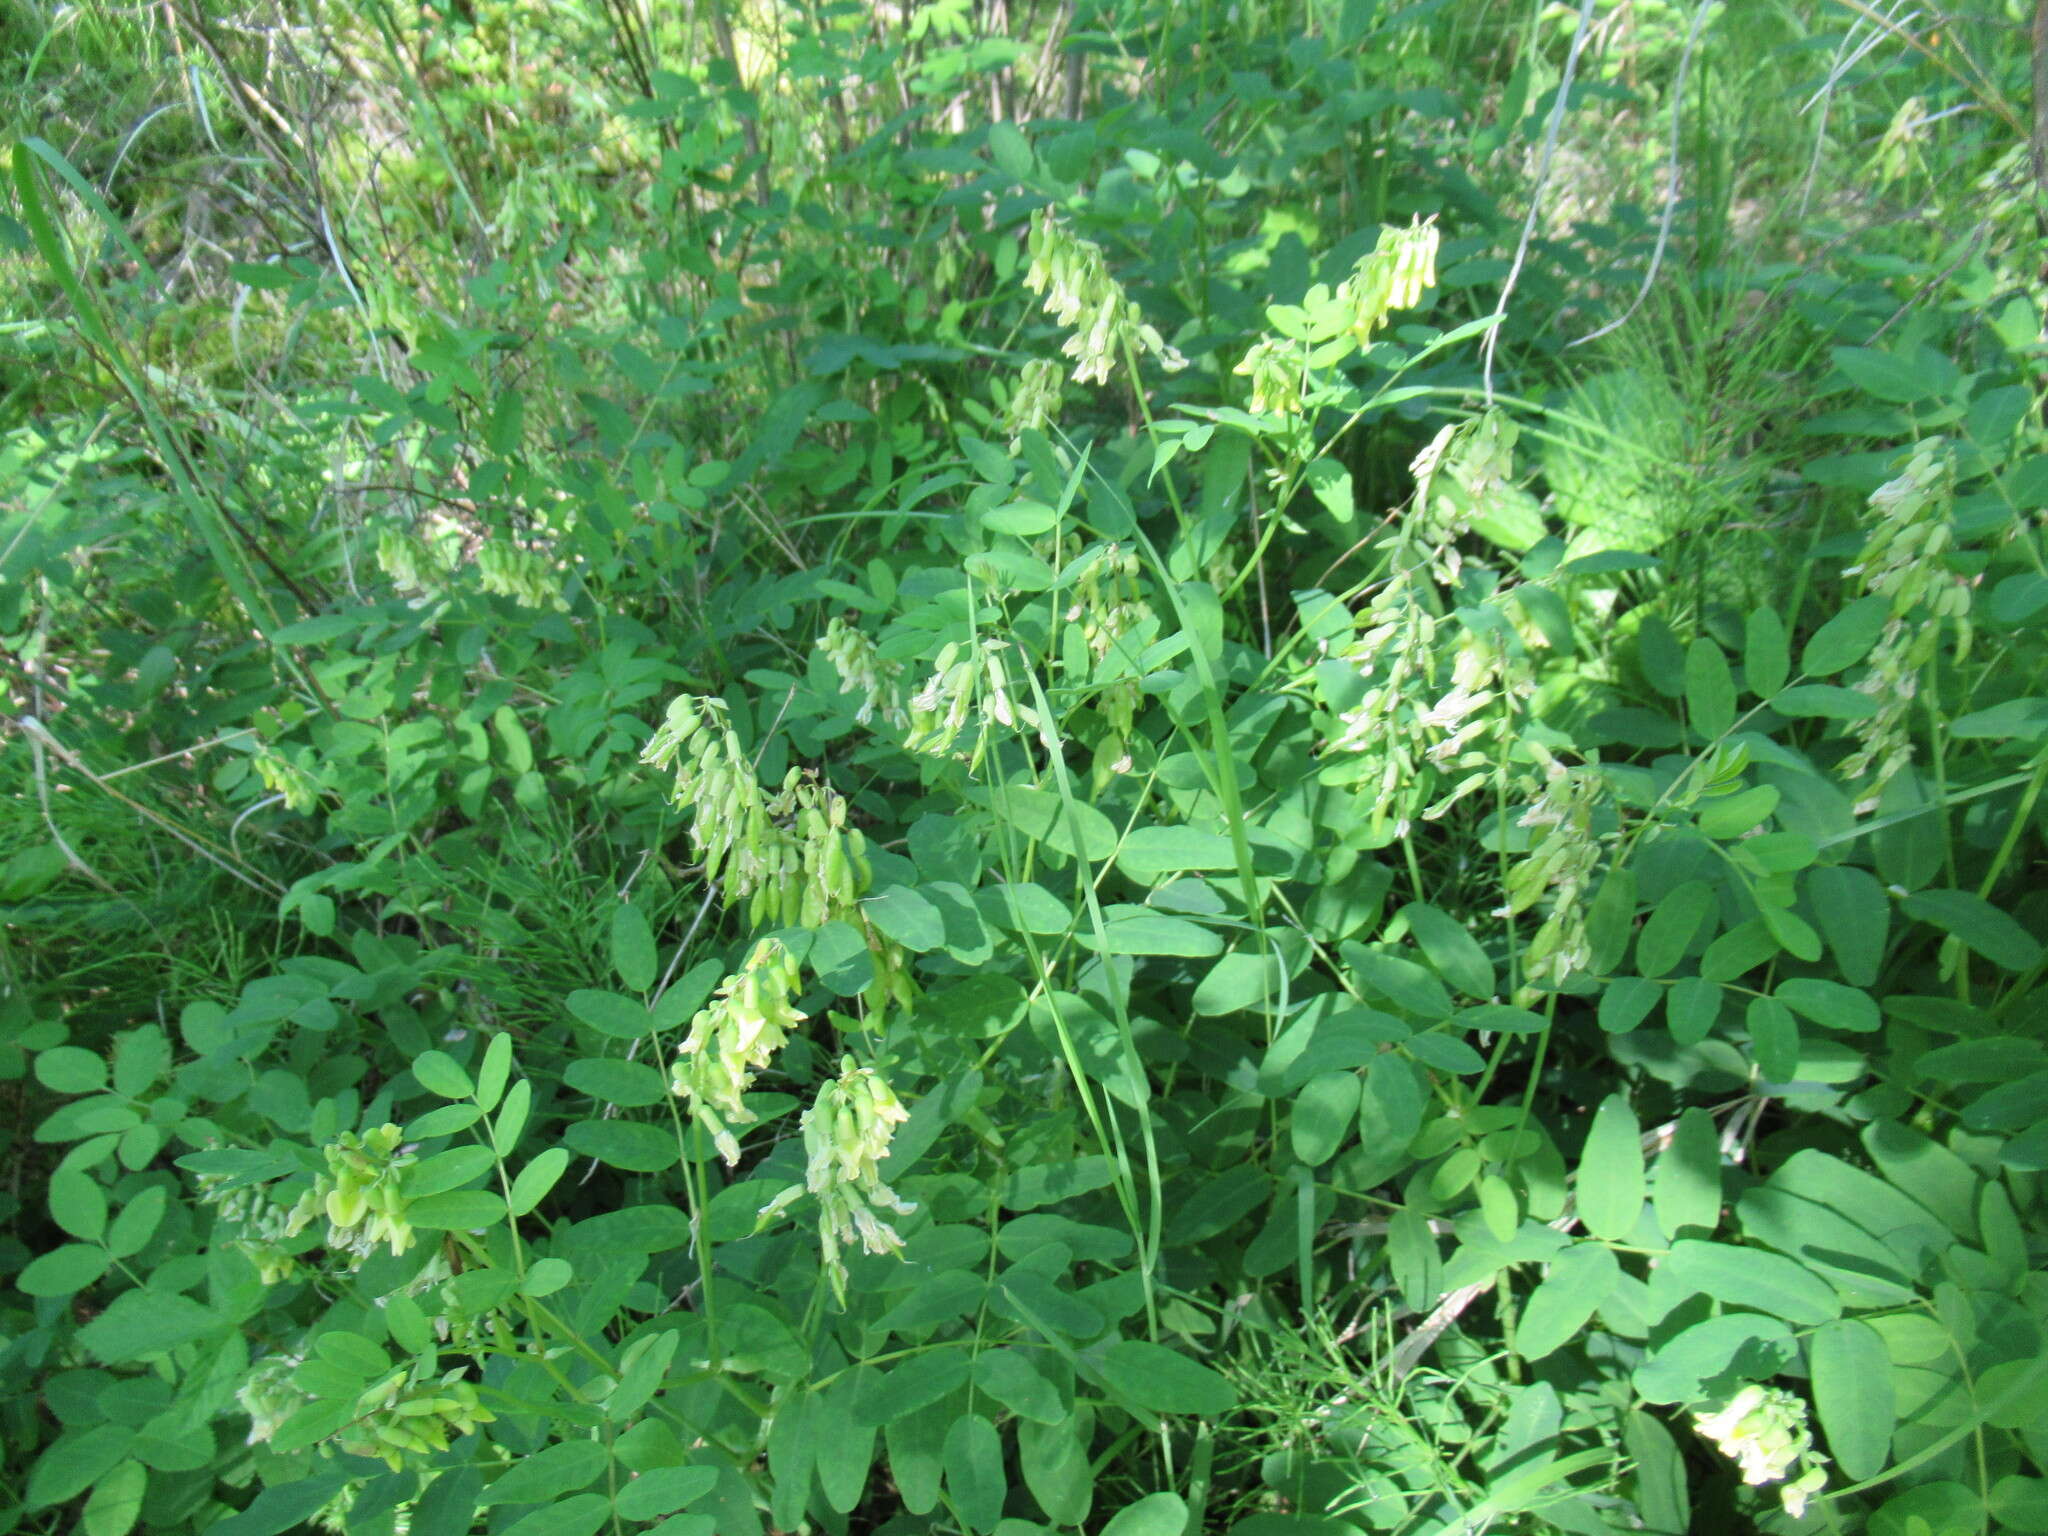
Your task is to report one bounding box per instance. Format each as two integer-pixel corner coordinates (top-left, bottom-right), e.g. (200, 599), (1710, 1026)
(758, 1059), (917, 1303)
(671, 937), (808, 1165)
(284, 1124), (417, 1262)
(1693, 1384), (1828, 1518)
(1024, 208), (1187, 386)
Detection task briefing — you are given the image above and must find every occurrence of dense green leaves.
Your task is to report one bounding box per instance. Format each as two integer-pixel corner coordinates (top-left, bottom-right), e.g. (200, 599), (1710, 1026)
(7, 11), (2041, 1536)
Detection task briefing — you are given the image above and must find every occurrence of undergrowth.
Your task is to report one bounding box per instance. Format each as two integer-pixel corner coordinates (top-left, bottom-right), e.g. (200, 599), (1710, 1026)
(3, 2), (2045, 1535)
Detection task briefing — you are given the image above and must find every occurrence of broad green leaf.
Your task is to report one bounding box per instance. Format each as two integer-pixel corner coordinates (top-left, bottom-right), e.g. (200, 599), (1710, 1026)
(1115, 826), (1238, 880)
(614, 1465), (717, 1520)
(1810, 1318), (1894, 1479)
(1624, 1410), (1690, 1536)
(886, 1395), (951, 1514)
(1398, 901), (1495, 998)
(403, 1145), (497, 1199)
(1100, 1341), (1236, 1415)
(1697, 784), (1778, 841)
(314, 1329), (388, 1378)
(1598, 976), (1661, 1034)
(974, 1349), (1065, 1424)
(1743, 608), (1790, 698)
(1193, 950), (1284, 1015)
(480, 1440), (610, 1505)
(1832, 345), (1937, 403)
(1809, 865), (1888, 985)
(611, 901), (658, 992)
(1345, 947), (1451, 1019)
(864, 885), (947, 951)
(81, 1457), (145, 1536)
(1289, 1071), (1359, 1167)
(987, 122), (1034, 179)
(1652, 1108), (1721, 1238)
(36, 1045), (108, 1095)
(17, 1242), (110, 1297)
(191, 1474), (348, 1536)
(1019, 1410), (1094, 1526)
(499, 1494), (609, 1536)
(1663, 1239), (1840, 1324)
(78, 1291), (220, 1363)
(1101, 1492), (1188, 1536)
(1576, 1094), (1644, 1242)
(1516, 1241), (1620, 1361)
(564, 1056), (668, 1106)
(990, 783), (1116, 861)
(943, 1412), (1006, 1533)
(1387, 1207), (1441, 1311)
(564, 1119), (680, 1172)
(406, 1189), (508, 1230)
(410, 1049), (472, 1099)
(609, 1331), (680, 1421)
(1086, 906), (1223, 957)
(1006, 1155), (1117, 1211)
(1772, 683), (1878, 718)
(815, 1374), (877, 1512)
(522, 1257), (573, 1296)
(1902, 888), (2043, 971)
(1666, 977), (1722, 1045)
(510, 1147), (570, 1215)
(1861, 1120), (1980, 1240)
(568, 988), (654, 1040)
(1632, 1313), (1795, 1404)
(1584, 867), (1637, 975)
(1636, 880), (1714, 977)
(1800, 594), (1890, 677)
(494, 1077), (532, 1151)
(1948, 697), (2048, 741)
(475, 1031), (514, 1111)
(1775, 977), (1880, 1033)
(1746, 996), (1800, 1082)
(1684, 639), (1736, 738)
(854, 1347), (972, 1426)
(1755, 900), (1822, 962)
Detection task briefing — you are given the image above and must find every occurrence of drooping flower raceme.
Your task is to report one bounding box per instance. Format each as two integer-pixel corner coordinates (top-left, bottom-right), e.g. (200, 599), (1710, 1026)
(1503, 751), (1608, 1000)
(817, 616), (906, 728)
(759, 1058), (917, 1303)
(1024, 208), (1188, 386)
(1838, 440), (1968, 805)
(641, 693), (771, 889)
(341, 1367), (497, 1472)
(284, 1123), (417, 1262)
(1693, 1384), (1829, 1519)
(1002, 357), (1067, 449)
(671, 937), (808, 1165)
(1338, 216), (1439, 347)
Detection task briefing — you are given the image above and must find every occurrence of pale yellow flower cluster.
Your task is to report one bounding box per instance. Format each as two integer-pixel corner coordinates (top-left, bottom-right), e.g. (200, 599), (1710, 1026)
(1693, 1385), (1829, 1519)
(759, 1058), (917, 1303)
(284, 1123), (417, 1262)
(817, 615), (906, 727)
(1002, 357), (1067, 449)
(341, 1368), (497, 1472)
(1023, 208), (1187, 385)
(670, 937), (807, 1166)
(1503, 752), (1606, 998)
